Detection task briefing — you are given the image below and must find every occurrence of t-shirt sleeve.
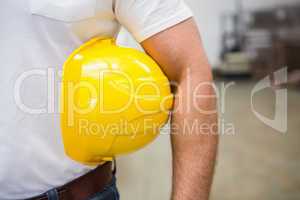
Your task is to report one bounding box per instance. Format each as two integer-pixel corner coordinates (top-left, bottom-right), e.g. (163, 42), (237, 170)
(114, 0), (193, 42)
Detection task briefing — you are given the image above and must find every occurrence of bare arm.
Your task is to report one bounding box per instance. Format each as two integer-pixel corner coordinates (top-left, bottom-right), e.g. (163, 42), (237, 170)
(141, 18), (218, 200)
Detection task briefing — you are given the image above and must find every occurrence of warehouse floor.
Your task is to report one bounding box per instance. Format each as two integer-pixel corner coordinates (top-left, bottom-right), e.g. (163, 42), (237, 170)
(116, 80), (300, 200)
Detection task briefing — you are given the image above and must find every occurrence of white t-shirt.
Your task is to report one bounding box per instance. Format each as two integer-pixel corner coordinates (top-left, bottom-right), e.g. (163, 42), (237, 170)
(0, 0), (192, 199)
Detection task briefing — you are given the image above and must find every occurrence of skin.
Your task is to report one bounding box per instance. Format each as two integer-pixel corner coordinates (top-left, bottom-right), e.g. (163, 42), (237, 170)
(141, 18), (218, 200)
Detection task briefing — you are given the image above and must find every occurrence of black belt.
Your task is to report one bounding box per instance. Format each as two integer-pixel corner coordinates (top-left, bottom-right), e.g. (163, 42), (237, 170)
(27, 161), (115, 200)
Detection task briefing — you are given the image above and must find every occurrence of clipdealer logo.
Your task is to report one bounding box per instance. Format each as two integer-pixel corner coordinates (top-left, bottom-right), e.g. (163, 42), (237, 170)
(251, 68), (288, 133)
(12, 67), (288, 135)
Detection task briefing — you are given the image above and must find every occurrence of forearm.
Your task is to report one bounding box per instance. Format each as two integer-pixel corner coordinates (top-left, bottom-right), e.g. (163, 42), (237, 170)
(170, 68), (218, 200)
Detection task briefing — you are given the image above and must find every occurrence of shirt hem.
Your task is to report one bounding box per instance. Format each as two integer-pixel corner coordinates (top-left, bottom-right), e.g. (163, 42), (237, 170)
(136, 8), (193, 43)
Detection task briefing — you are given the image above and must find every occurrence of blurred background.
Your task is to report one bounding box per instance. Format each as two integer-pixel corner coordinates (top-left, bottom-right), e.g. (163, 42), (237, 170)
(116, 0), (300, 199)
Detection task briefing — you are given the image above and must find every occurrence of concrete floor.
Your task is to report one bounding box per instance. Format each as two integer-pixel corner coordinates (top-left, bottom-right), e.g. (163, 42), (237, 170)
(116, 80), (300, 200)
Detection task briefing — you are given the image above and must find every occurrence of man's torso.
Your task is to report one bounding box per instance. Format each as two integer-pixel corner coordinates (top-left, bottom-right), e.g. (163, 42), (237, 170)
(0, 0), (120, 199)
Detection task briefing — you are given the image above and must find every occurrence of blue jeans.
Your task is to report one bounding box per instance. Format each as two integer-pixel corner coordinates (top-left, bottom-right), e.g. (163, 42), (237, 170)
(88, 176), (120, 200)
(45, 176), (120, 200)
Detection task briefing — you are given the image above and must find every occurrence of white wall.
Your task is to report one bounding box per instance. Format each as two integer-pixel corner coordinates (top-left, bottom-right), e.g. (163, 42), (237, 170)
(117, 0), (300, 67)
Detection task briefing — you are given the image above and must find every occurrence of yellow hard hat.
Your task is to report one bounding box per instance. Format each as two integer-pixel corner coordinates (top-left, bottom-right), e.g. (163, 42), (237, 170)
(60, 37), (173, 165)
